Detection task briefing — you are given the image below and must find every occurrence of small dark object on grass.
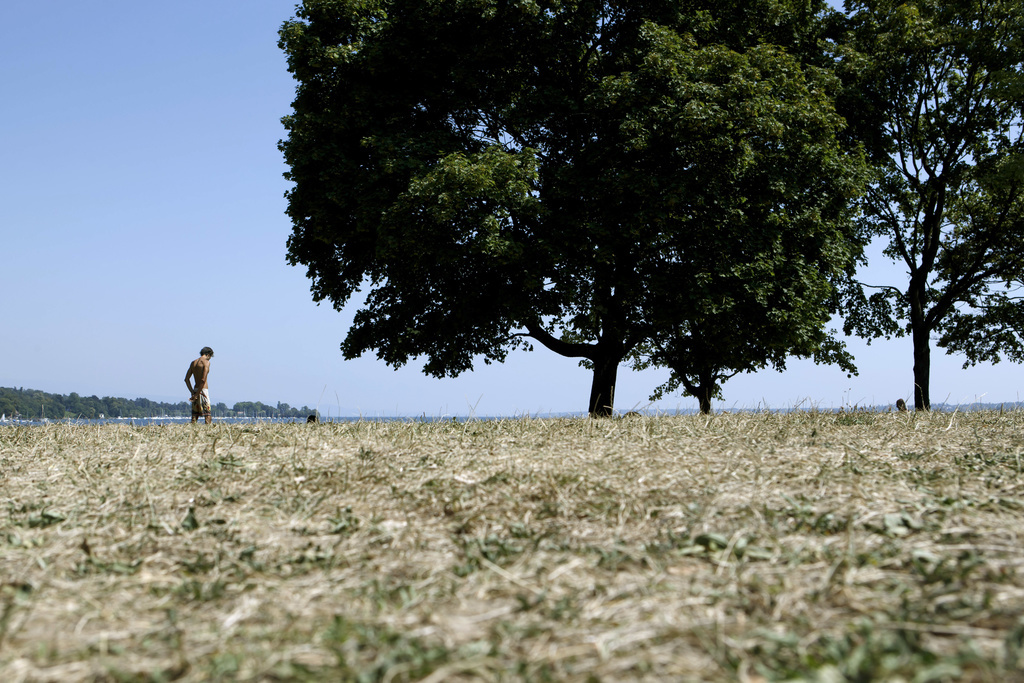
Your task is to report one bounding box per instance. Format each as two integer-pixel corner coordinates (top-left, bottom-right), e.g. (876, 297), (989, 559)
(307, 414), (319, 423)
(896, 399), (908, 412)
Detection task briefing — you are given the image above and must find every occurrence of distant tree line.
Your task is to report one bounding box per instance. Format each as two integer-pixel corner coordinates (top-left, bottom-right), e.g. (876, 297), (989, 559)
(0, 387), (316, 420)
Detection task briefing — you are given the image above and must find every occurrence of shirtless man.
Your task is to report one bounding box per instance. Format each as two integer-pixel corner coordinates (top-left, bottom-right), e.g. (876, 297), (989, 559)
(184, 347), (214, 424)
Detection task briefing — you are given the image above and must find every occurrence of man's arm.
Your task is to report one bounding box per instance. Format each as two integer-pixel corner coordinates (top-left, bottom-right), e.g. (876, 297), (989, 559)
(184, 362), (196, 397)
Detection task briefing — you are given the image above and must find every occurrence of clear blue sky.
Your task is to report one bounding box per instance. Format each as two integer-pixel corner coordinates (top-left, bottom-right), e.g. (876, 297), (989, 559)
(1, 1), (1018, 416)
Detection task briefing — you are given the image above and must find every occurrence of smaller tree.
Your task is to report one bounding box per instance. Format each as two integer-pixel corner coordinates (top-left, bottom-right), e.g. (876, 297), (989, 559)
(641, 281), (857, 414)
(837, 0), (1024, 410)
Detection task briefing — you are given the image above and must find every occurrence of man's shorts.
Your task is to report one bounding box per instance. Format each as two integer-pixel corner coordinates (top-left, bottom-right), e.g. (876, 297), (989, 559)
(192, 389), (211, 418)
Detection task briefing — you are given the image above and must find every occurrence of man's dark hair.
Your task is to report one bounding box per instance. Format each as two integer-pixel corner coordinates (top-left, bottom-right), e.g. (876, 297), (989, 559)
(201, 347), (214, 357)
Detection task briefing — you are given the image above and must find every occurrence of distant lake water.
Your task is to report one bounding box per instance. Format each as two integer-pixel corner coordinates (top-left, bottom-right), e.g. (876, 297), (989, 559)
(2, 403), (1017, 427)
(0, 415), (495, 427)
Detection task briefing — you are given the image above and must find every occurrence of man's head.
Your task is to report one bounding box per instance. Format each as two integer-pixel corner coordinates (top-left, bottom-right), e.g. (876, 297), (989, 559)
(200, 347), (214, 358)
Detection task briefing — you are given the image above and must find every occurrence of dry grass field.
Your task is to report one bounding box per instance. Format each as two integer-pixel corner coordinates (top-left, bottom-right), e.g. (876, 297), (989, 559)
(2, 411), (1024, 682)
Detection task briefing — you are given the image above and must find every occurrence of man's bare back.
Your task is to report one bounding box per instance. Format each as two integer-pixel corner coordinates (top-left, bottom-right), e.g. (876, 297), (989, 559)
(184, 347), (214, 423)
(185, 357), (210, 393)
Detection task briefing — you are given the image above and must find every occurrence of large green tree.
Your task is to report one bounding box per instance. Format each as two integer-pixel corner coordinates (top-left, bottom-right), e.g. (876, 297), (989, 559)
(837, 0), (1024, 410)
(280, 0), (865, 415)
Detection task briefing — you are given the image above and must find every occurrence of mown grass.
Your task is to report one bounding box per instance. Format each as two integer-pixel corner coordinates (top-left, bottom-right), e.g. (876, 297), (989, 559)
(2, 411), (1023, 681)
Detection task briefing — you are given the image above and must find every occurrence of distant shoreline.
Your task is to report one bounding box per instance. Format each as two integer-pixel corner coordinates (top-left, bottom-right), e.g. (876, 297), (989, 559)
(3, 402), (1022, 427)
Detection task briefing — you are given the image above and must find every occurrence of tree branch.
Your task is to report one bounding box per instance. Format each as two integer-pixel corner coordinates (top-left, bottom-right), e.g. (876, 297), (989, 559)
(523, 322), (597, 360)
(856, 280), (905, 296)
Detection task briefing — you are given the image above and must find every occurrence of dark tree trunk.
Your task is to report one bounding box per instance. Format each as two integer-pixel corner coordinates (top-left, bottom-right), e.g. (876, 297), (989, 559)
(676, 364), (716, 415)
(912, 325), (931, 411)
(524, 322), (623, 417)
(905, 194), (947, 412)
(693, 367), (715, 415)
(695, 386), (713, 415)
(588, 356), (618, 417)
(908, 270), (932, 411)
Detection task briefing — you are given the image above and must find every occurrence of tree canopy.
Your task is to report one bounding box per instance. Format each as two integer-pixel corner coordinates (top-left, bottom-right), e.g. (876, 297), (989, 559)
(837, 0), (1024, 410)
(280, 0), (866, 415)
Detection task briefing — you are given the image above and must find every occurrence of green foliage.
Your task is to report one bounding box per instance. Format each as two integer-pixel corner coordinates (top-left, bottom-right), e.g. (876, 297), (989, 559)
(836, 0), (1024, 410)
(322, 615), (455, 682)
(744, 619), (991, 681)
(0, 387), (315, 420)
(0, 387), (191, 420)
(279, 0), (867, 415)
